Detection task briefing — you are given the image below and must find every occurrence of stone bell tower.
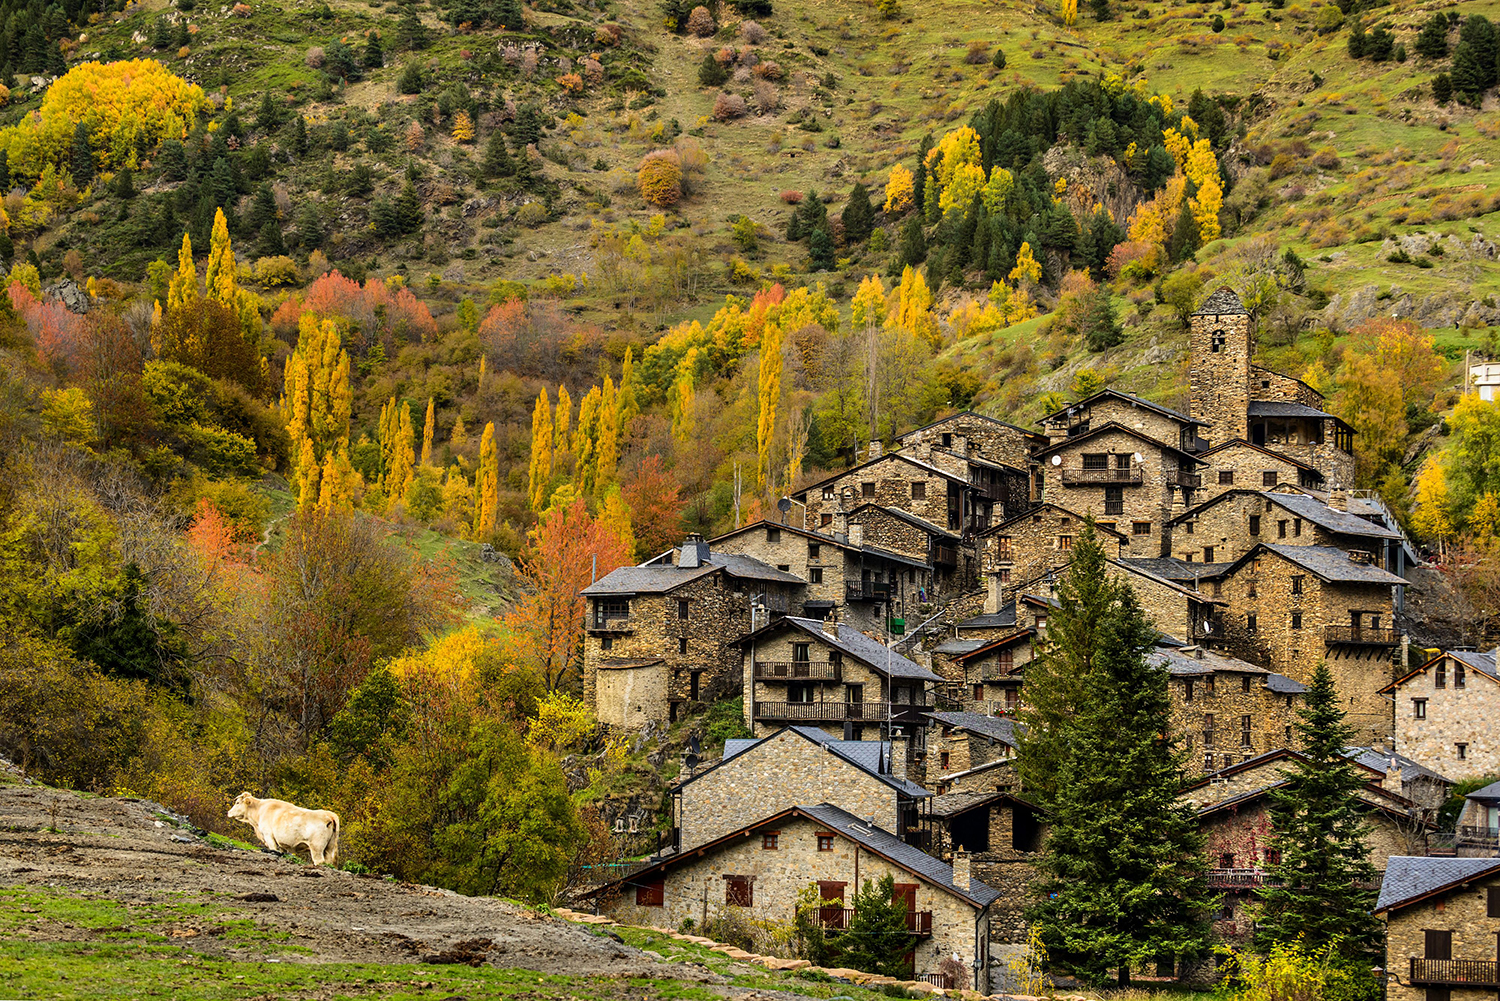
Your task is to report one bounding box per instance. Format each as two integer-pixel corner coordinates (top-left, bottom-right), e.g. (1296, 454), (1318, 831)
(1188, 286), (1252, 444)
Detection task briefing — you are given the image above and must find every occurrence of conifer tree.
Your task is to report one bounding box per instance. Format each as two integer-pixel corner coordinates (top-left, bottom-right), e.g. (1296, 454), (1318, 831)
(840, 875), (913, 978)
(363, 30), (384, 69)
(397, 6), (429, 50)
(1021, 524), (1213, 986)
(473, 421), (498, 539)
(1254, 661), (1382, 959)
(841, 181), (875, 244)
(896, 215), (927, 269)
(528, 389), (554, 511)
(420, 397), (435, 467)
(71, 121), (94, 184)
(482, 130), (515, 178)
(757, 321), (783, 490)
(451, 111), (475, 143)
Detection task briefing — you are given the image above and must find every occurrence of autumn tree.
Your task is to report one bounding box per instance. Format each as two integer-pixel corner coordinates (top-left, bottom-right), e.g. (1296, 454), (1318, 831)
(637, 149), (683, 208)
(472, 421), (498, 539)
(883, 163), (915, 214)
(281, 316), (353, 510)
(420, 397), (435, 467)
(622, 455), (683, 560)
(528, 389), (554, 511)
(756, 321), (783, 491)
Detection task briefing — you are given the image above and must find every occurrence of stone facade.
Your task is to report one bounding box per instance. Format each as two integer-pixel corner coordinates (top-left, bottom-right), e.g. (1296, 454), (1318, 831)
(1380, 867), (1500, 1001)
(1210, 546), (1400, 745)
(932, 758), (1021, 796)
(897, 411), (1044, 472)
(1038, 390), (1203, 452)
(845, 504), (978, 604)
(795, 452), (973, 535)
(1189, 292), (1253, 444)
(598, 811), (993, 992)
(1251, 366), (1325, 409)
(1194, 441), (1322, 501)
(1035, 426), (1195, 546)
(928, 795), (1045, 946)
(1166, 491), (1386, 567)
(979, 505), (1131, 613)
(948, 632), (1036, 717)
(1161, 646), (1305, 777)
(1384, 654), (1500, 782)
(675, 728), (913, 851)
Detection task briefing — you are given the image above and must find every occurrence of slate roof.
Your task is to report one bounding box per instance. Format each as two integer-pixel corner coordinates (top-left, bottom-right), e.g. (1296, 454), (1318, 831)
(851, 503), (960, 541)
(746, 617), (941, 681)
(1344, 747), (1453, 787)
(707, 520), (931, 570)
(1151, 646), (1270, 678)
(932, 639), (991, 656)
(1375, 857), (1500, 914)
(928, 791), (1010, 818)
(790, 451), (968, 500)
(957, 602), (1017, 630)
(979, 503), (1130, 540)
(924, 711), (1024, 748)
(1119, 556), (1236, 582)
(707, 552), (808, 583)
(1032, 421), (1197, 459)
(1260, 544), (1406, 585)
(581, 550), (802, 596)
(1450, 649), (1500, 678)
(1194, 286), (1248, 315)
(1040, 388), (1206, 428)
(797, 803), (1002, 907)
(1247, 401), (1342, 421)
(897, 410), (1046, 443)
(1265, 674), (1308, 694)
(1467, 779), (1500, 802)
(596, 657), (666, 670)
(1264, 492), (1400, 540)
(707, 726), (930, 798)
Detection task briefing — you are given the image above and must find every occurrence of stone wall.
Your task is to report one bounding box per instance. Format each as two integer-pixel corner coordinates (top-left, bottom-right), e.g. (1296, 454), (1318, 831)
(743, 626), (924, 739)
(1167, 663), (1302, 776)
(678, 729), (900, 850)
(801, 454), (961, 534)
(1053, 394), (1195, 447)
(1392, 657), (1500, 782)
(935, 758), (1021, 795)
(1038, 427), (1182, 545)
(1196, 443), (1317, 501)
(898, 414), (1038, 471)
(981, 506), (1132, 609)
(951, 638), (1033, 715)
(600, 814), (992, 993)
(1251, 366), (1323, 409)
(930, 801), (1042, 946)
(1169, 493), (1380, 566)
(1189, 308), (1252, 443)
(1383, 871), (1500, 1001)
(596, 661), (671, 728)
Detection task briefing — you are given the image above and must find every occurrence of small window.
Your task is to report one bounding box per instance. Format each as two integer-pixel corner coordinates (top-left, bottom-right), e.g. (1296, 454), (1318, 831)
(1262, 471), (1278, 486)
(1211, 330), (1226, 353)
(1240, 715), (1252, 747)
(725, 875), (752, 907)
(1218, 470), (1234, 485)
(1291, 575), (1304, 595)
(1219, 852), (1235, 869)
(1249, 515), (1260, 536)
(1059, 535), (1074, 550)
(1082, 453), (1109, 470)
(970, 684), (983, 702)
(1185, 521), (1196, 535)
(766, 527), (781, 544)
(1278, 520), (1287, 539)
(1247, 613), (1258, 632)
(820, 513), (833, 527)
(1291, 612), (1302, 630)
(1213, 580), (1223, 597)
(678, 599), (691, 620)
(911, 481), (926, 500)
(1293, 519), (1302, 537)
(792, 643), (810, 663)
(861, 481), (876, 498)
(1488, 887), (1500, 919)
(1204, 546), (1215, 563)
(1184, 679), (1195, 702)
(678, 636), (688, 654)
(1456, 663), (1466, 689)
(1241, 675), (1252, 693)
(1413, 698), (1427, 719)
(1285, 724), (1293, 743)
(808, 543), (820, 559)
(1204, 675), (1215, 694)
(822, 486), (836, 500)
(999, 568), (1011, 583)
(1436, 663), (1447, 689)
(777, 564), (791, 572)
(1458, 743), (1468, 760)
(1133, 522), (1152, 536)
(941, 432), (953, 448)
(941, 751), (951, 770)
(762, 832), (779, 850)
(636, 878), (665, 907)
(810, 567), (824, 584)
(817, 834), (834, 852)
(601, 636), (613, 651)
(1205, 753), (1216, 771)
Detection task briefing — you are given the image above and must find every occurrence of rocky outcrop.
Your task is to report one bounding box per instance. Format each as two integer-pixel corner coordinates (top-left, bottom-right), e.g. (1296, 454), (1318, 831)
(43, 279), (92, 314)
(1322, 283), (1500, 330)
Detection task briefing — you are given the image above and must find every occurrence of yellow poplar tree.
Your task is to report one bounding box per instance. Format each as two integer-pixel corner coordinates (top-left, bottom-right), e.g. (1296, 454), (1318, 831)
(851, 273), (888, 331)
(281, 315), (351, 507)
(757, 322), (784, 491)
(296, 437), (320, 509)
(672, 349), (698, 444)
(555, 384), (573, 459)
(450, 414), (468, 451)
(473, 421), (498, 540)
(575, 385), (602, 496)
(596, 377), (619, 492)
(618, 348), (639, 430)
(317, 447), (359, 512)
(420, 397), (435, 467)
(166, 231), (197, 315)
(386, 401), (416, 512)
(599, 485), (635, 559)
(442, 464), (472, 525)
(887, 265), (940, 348)
(528, 389), (554, 511)
(1009, 241), (1042, 287)
(884, 163), (915, 214)
(1061, 0), (1077, 24)
(204, 207), (237, 307)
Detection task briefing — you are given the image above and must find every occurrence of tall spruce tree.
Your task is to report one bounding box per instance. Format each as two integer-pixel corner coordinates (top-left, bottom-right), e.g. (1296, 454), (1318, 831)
(1254, 661), (1382, 959)
(1021, 524), (1214, 986)
(841, 181), (875, 244)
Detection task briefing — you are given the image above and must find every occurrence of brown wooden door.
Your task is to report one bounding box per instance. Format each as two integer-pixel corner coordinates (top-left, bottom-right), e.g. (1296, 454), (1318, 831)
(817, 881), (846, 928)
(1425, 929), (1452, 959)
(893, 882), (917, 922)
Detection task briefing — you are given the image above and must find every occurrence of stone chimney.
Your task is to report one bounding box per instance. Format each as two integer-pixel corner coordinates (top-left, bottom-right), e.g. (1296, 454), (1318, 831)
(984, 571), (1003, 615)
(849, 522), (864, 547)
(832, 509), (848, 542)
(1384, 760), (1404, 794)
(868, 440), (883, 460)
(823, 607), (840, 639)
(889, 734), (908, 781)
(1328, 487), (1348, 512)
(679, 533), (711, 569)
(951, 850), (971, 890)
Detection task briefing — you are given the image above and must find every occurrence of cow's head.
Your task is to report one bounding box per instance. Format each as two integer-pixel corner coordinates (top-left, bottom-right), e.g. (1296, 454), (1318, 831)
(226, 792), (254, 821)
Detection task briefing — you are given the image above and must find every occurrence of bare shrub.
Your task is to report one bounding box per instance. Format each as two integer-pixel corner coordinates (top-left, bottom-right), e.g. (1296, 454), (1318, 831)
(740, 19), (766, 43)
(686, 5), (716, 36)
(305, 46), (325, 68)
(964, 40), (989, 63)
(752, 60), (783, 80)
(752, 79), (779, 113)
(712, 92), (747, 121)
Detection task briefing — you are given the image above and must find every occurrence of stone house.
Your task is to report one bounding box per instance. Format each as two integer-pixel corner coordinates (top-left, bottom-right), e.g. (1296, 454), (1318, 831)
(1186, 749), (1434, 944)
(1375, 856), (1500, 1001)
(671, 725), (930, 853)
(1037, 387), (1212, 457)
(1010, 558), (1228, 647)
(1207, 543), (1404, 745)
(945, 628), (1038, 717)
(1187, 287), (1357, 488)
(844, 503), (977, 602)
(1381, 650), (1500, 783)
(932, 757), (1022, 796)
(1193, 439), (1324, 501)
(1032, 422), (1204, 544)
(977, 504), (1131, 613)
(922, 792), (1046, 952)
(922, 712), (1022, 782)
(582, 536), (805, 730)
(1343, 747), (1454, 813)
(1165, 488), (1401, 569)
(590, 802), (999, 993)
(1454, 781), (1500, 857)
(740, 614), (943, 741)
(709, 520), (934, 634)
(1155, 643), (1306, 776)
(896, 410), (1048, 473)
(792, 448), (991, 536)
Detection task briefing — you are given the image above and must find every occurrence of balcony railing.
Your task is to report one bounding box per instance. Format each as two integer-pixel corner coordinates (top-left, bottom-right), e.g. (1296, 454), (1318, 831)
(968, 478), (1003, 502)
(1192, 617), (1225, 640)
(1182, 434), (1212, 454)
(821, 908), (933, 937)
(753, 660), (841, 682)
(933, 543), (958, 565)
(754, 701), (892, 722)
(1206, 868), (1270, 889)
(589, 615), (634, 633)
(1060, 467), (1143, 486)
(1169, 470), (1204, 489)
(1411, 959), (1500, 988)
(980, 663), (1019, 682)
(846, 582), (893, 603)
(921, 974), (953, 989)
(1459, 825), (1500, 846)
(1324, 625), (1399, 647)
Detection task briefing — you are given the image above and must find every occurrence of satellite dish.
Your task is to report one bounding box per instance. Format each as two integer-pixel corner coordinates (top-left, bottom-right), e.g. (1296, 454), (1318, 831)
(1051, 455), (1062, 466)
(1133, 452), (1143, 463)
(778, 497), (792, 514)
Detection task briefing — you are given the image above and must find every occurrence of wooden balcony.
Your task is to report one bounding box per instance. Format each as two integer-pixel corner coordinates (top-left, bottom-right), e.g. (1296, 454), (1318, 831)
(1411, 959), (1500, 988)
(846, 581), (893, 603)
(1459, 824), (1500, 846)
(1181, 433), (1212, 454)
(754, 701), (891, 722)
(933, 543), (958, 565)
(1060, 467), (1143, 486)
(753, 660), (841, 682)
(588, 616), (634, 633)
(968, 478), (1003, 502)
(1191, 616), (1225, 641)
(1206, 868), (1269, 889)
(820, 908), (933, 937)
(1324, 624), (1399, 647)
(1168, 469), (1203, 489)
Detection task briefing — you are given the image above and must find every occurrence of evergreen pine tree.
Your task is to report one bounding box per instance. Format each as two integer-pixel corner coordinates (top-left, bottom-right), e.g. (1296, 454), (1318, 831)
(1415, 13), (1450, 58)
(394, 178), (423, 234)
(397, 6), (430, 50)
(0, 150), (13, 192)
(248, 182), (277, 232)
(840, 181), (875, 243)
(292, 115), (309, 156)
(896, 214), (926, 268)
(397, 62), (423, 94)
(258, 219), (286, 256)
(111, 164), (135, 199)
(71, 122), (94, 184)
(838, 875), (912, 978)
(1091, 0), (1110, 20)
(697, 51), (728, 86)
(363, 31), (384, 69)
(493, 0), (524, 30)
(1254, 661), (1382, 960)
(1021, 524), (1214, 987)
(482, 131), (515, 178)
(294, 201), (324, 250)
(256, 92), (280, 132)
(346, 162), (374, 197)
(1081, 285), (1122, 351)
(1167, 195), (1200, 263)
(808, 226), (834, 270)
(157, 139), (188, 181)
(1433, 72), (1454, 103)
(991, 47), (1006, 69)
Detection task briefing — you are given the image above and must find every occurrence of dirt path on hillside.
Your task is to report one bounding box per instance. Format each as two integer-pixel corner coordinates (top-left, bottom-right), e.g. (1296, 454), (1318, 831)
(0, 780), (698, 979)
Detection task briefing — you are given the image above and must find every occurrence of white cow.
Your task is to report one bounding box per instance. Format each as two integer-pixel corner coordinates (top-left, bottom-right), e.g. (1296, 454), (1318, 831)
(226, 792), (340, 865)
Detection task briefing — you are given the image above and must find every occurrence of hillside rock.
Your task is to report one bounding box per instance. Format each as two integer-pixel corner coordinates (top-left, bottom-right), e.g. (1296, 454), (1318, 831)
(1323, 283), (1500, 329)
(43, 279), (91, 314)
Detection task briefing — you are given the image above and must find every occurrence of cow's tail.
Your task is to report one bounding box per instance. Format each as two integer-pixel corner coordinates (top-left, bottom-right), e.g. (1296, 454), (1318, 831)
(326, 814), (340, 866)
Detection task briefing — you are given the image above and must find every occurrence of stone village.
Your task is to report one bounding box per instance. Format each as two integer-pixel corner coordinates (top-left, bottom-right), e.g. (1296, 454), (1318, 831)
(574, 289), (1500, 997)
